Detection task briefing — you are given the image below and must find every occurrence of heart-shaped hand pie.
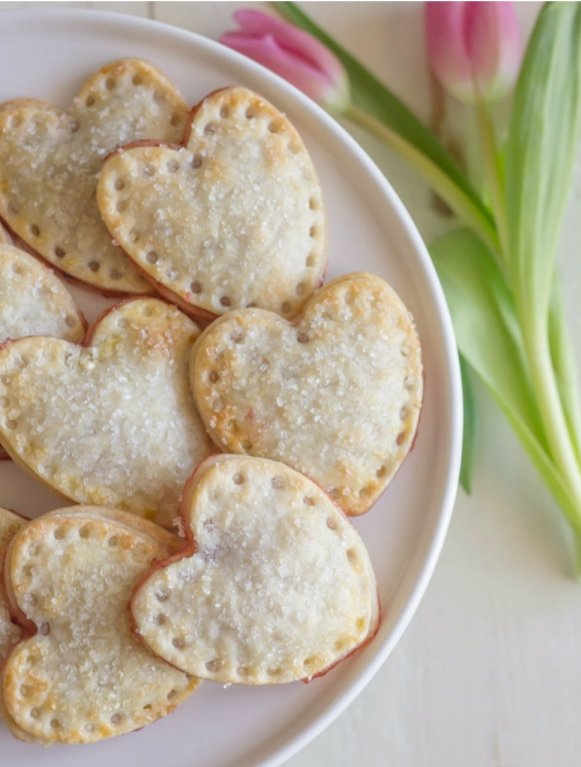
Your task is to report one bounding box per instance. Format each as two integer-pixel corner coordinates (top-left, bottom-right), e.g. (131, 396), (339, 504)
(1, 507), (198, 744)
(131, 455), (378, 684)
(0, 298), (215, 527)
(191, 273), (422, 515)
(0, 244), (86, 460)
(0, 244), (85, 345)
(97, 86), (326, 320)
(0, 508), (25, 663)
(0, 59), (188, 294)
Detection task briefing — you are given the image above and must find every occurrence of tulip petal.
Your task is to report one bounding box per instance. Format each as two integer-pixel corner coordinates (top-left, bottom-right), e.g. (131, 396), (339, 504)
(219, 31), (334, 104)
(466, 2), (522, 102)
(425, 1), (521, 103)
(232, 9), (345, 87)
(220, 9), (349, 111)
(425, 2), (475, 102)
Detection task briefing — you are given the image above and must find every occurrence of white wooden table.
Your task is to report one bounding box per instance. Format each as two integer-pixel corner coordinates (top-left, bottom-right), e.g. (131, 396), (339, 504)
(3, 3), (580, 766)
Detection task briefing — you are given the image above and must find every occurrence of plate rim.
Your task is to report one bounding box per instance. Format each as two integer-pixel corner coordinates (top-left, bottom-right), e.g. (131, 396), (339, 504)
(0, 8), (463, 767)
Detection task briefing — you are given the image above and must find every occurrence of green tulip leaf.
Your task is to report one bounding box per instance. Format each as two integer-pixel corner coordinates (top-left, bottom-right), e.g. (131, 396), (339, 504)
(506, 3), (581, 321)
(431, 229), (581, 532)
(502, 3), (581, 536)
(459, 354), (477, 494)
(431, 229), (540, 438)
(549, 282), (581, 464)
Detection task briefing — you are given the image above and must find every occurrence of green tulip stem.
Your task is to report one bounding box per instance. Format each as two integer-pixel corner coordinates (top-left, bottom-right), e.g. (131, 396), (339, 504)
(347, 98), (581, 568)
(520, 304), (581, 514)
(343, 102), (500, 254)
(475, 100), (510, 267)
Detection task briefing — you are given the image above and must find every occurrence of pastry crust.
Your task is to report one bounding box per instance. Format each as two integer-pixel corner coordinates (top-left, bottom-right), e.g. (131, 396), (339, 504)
(0, 506), (198, 745)
(131, 455), (379, 684)
(0, 244), (85, 345)
(0, 508), (26, 663)
(97, 86), (326, 320)
(0, 59), (188, 294)
(0, 298), (215, 527)
(0, 243), (86, 459)
(191, 272), (423, 515)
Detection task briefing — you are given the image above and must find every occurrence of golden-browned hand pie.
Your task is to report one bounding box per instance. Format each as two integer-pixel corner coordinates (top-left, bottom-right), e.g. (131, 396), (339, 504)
(0, 508), (25, 663)
(0, 59), (188, 294)
(0, 244), (85, 345)
(0, 507), (199, 745)
(191, 273), (423, 515)
(0, 298), (215, 527)
(0, 243), (86, 459)
(131, 455), (379, 684)
(97, 86), (326, 321)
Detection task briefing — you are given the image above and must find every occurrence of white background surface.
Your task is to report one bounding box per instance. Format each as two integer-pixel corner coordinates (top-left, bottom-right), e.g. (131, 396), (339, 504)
(2, 3), (580, 767)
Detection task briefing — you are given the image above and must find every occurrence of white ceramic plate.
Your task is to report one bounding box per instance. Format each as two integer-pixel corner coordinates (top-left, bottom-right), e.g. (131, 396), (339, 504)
(0, 9), (461, 767)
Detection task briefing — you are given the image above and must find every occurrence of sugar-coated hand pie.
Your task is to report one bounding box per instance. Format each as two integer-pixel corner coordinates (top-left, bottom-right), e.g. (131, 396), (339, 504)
(0, 298), (214, 528)
(0, 59), (188, 294)
(0, 508), (26, 663)
(1, 507), (197, 744)
(0, 243), (86, 460)
(0, 58), (422, 747)
(131, 455), (379, 684)
(97, 86), (327, 321)
(191, 273), (422, 514)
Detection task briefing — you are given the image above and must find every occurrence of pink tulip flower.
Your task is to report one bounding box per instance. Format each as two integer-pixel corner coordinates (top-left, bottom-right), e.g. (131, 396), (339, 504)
(220, 10), (350, 112)
(425, 2), (522, 103)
